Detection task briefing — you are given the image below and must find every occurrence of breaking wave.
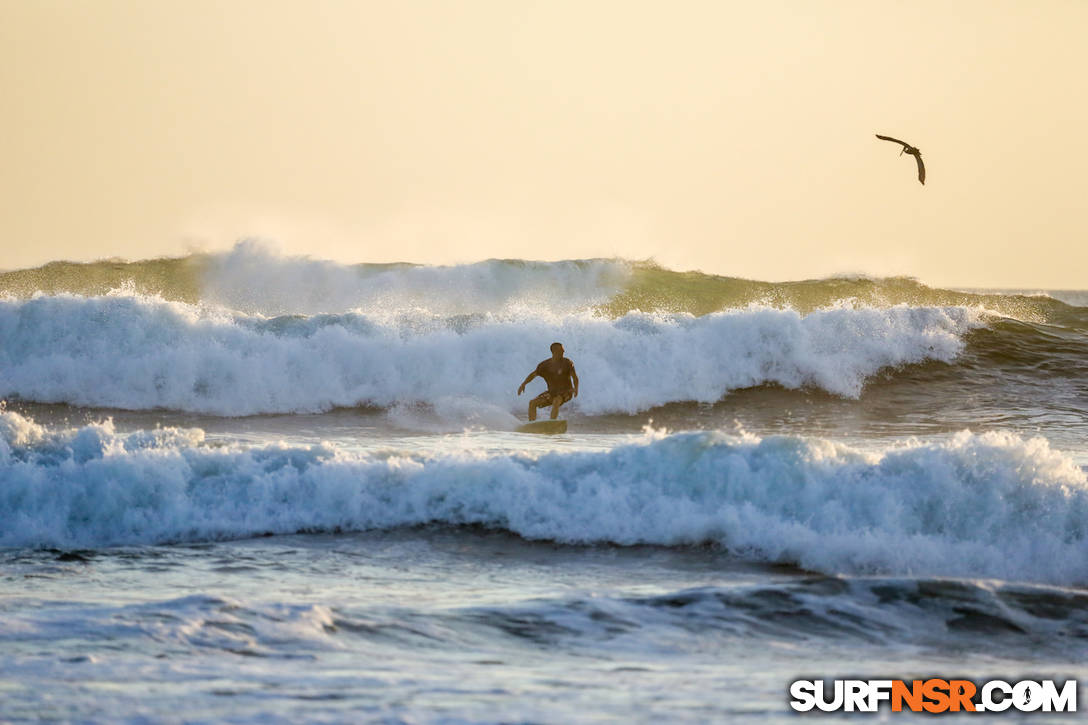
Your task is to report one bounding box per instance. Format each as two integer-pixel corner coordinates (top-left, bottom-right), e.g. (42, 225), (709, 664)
(0, 294), (980, 415)
(2, 242), (1084, 323)
(2, 411), (1086, 586)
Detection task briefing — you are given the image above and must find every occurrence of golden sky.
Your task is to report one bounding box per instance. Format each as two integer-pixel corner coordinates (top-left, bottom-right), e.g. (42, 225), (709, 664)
(2, 0), (1086, 287)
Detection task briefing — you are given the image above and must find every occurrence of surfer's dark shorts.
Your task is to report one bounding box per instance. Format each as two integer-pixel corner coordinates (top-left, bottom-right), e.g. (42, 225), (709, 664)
(531, 389), (574, 407)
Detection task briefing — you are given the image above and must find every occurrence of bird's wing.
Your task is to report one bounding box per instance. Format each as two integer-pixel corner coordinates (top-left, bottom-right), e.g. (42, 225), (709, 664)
(914, 154), (926, 185)
(875, 134), (910, 147)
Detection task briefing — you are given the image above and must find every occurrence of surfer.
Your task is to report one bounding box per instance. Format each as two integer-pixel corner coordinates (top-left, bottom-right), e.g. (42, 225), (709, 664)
(517, 342), (579, 421)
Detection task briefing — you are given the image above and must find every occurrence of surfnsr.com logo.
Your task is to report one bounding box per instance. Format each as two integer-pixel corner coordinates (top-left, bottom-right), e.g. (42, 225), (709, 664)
(789, 679), (1077, 713)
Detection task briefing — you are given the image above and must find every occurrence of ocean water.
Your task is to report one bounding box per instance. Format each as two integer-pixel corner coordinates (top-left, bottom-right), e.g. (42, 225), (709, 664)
(2, 242), (1087, 722)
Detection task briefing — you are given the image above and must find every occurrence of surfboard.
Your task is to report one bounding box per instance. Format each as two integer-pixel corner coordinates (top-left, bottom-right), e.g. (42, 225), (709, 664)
(516, 419), (567, 434)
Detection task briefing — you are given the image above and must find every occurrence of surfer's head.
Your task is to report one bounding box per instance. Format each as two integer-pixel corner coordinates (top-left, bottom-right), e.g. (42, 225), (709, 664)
(550, 342), (564, 358)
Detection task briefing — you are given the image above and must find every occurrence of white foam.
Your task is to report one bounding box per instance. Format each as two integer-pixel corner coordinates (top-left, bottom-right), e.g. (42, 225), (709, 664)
(0, 293), (980, 415)
(2, 412), (1086, 586)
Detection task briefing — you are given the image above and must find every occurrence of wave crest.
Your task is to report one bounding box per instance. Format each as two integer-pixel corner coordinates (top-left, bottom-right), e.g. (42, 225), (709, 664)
(3, 243), (1084, 323)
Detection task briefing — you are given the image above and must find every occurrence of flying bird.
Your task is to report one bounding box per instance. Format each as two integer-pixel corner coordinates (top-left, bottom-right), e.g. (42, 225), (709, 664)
(875, 134), (925, 185)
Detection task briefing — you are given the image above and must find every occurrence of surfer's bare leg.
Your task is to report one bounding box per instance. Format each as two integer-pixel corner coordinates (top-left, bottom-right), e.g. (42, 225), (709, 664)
(550, 399), (562, 420)
(528, 400), (538, 421)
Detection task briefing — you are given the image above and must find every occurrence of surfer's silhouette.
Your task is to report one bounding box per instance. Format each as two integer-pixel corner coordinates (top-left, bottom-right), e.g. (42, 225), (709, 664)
(517, 342), (579, 421)
(876, 134), (926, 185)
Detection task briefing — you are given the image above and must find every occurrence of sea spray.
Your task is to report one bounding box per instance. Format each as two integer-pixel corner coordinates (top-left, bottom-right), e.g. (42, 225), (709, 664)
(201, 241), (631, 315)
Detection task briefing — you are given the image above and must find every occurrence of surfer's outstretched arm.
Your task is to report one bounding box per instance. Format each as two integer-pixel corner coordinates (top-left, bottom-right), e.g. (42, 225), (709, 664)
(517, 371), (537, 395)
(571, 363), (579, 397)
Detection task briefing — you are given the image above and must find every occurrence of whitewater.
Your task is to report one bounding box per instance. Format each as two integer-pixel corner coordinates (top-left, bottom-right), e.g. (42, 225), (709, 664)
(3, 244), (1088, 723)
(0, 294), (980, 415)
